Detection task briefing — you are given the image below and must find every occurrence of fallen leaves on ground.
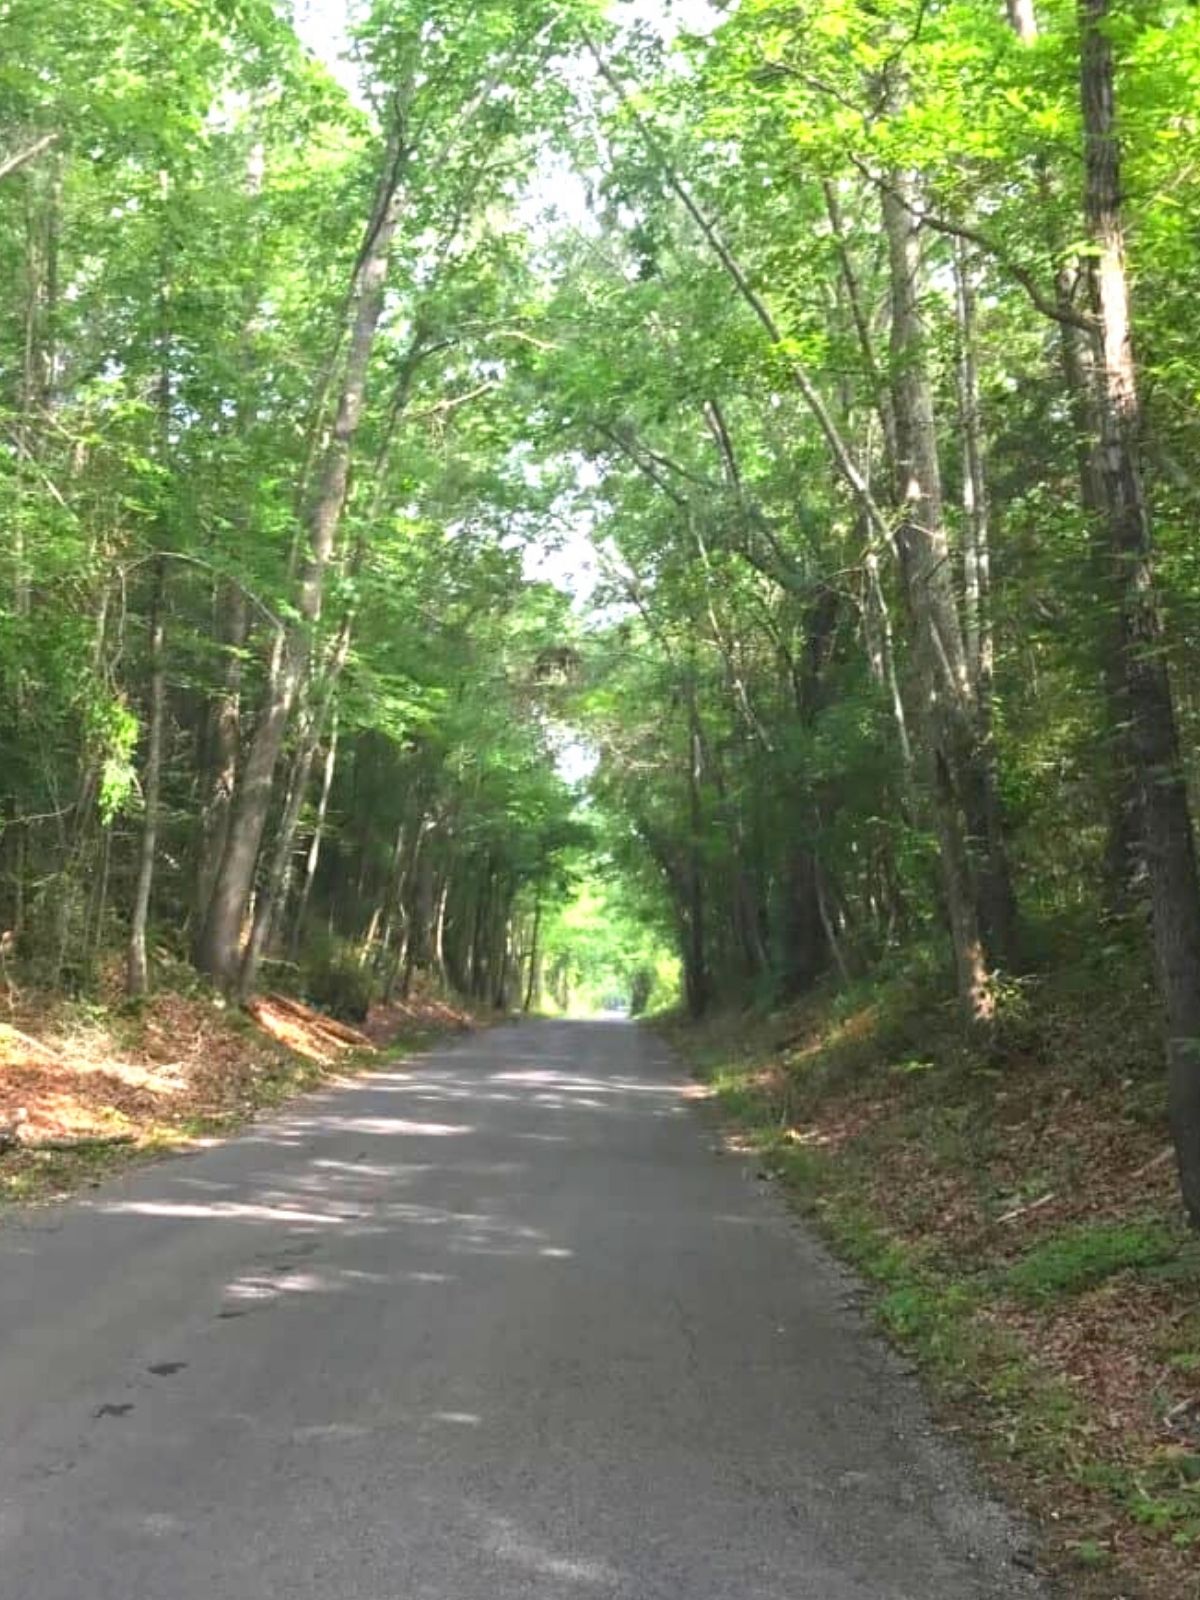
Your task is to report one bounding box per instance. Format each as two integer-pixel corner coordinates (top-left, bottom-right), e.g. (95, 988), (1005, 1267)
(0, 980), (481, 1198)
(677, 982), (1200, 1600)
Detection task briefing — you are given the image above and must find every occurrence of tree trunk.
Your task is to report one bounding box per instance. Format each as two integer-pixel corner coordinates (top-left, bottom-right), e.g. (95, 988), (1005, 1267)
(193, 641), (295, 984)
(523, 898), (542, 1013)
(126, 559), (166, 998)
(195, 130), (408, 987)
(951, 238), (1019, 970)
(1058, 287), (1140, 909)
(1079, 0), (1200, 1225)
(236, 715), (314, 999)
(494, 906), (512, 1011)
(953, 241), (989, 694)
(469, 865), (491, 999)
(128, 184), (172, 1001)
(684, 673), (710, 1017)
(289, 709), (339, 958)
(433, 875), (450, 988)
(1006, 0), (1038, 41)
(883, 174), (1015, 1006)
(1004, 0), (1138, 915)
(883, 178), (990, 1013)
(238, 619), (353, 998)
(193, 583), (247, 952)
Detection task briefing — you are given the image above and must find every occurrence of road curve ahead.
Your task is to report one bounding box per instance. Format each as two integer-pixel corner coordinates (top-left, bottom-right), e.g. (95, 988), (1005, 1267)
(0, 1019), (1040, 1600)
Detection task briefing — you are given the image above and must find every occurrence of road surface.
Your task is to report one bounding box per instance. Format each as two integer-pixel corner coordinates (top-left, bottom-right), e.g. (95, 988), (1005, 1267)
(0, 1019), (1040, 1599)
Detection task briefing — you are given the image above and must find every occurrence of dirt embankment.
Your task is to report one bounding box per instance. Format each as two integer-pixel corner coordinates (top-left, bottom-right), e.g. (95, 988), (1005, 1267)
(671, 979), (1200, 1600)
(0, 982), (479, 1202)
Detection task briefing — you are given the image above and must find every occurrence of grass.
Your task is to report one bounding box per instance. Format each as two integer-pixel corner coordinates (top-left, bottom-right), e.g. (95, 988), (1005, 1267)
(666, 955), (1200, 1598)
(2, 1138), (148, 1203)
(1003, 1220), (1182, 1303)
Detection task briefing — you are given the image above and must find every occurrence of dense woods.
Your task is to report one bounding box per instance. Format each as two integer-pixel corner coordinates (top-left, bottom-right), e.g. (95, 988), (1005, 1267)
(4, 0), (1200, 1219)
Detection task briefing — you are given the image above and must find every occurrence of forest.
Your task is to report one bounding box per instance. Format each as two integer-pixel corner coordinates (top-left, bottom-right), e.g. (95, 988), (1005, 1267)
(4, 1), (1200, 1212)
(7, 0), (1200, 1581)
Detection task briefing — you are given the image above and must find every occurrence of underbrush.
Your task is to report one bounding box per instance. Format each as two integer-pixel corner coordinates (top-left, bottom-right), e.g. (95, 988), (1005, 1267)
(667, 951), (1200, 1599)
(0, 966), (480, 1207)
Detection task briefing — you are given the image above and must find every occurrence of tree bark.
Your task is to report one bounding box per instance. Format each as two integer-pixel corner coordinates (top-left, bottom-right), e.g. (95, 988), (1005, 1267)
(237, 617), (353, 998)
(126, 559), (166, 997)
(882, 177), (1005, 1015)
(289, 709), (339, 958)
(433, 874), (450, 988)
(1006, 0), (1038, 42)
(953, 241), (989, 695)
(523, 898), (541, 1013)
(1003, 0), (1138, 914)
(684, 670), (710, 1017)
(1079, 0), (1200, 1224)
(950, 239), (1019, 970)
(128, 179), (172, 999)
(193, 582), (247, 951)
(1059, 271), (1140, 910)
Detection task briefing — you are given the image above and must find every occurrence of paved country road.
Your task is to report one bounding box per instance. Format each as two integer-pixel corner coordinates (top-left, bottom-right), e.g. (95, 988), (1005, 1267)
(0, 1020), (1042, 1600)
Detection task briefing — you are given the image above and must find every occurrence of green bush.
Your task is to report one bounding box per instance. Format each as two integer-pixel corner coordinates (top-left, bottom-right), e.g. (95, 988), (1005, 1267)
(301, 939), (376, 1023)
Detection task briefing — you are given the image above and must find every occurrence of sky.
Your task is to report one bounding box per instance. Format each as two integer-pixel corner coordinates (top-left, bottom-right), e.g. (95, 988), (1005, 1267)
(293, 0), (721, 79)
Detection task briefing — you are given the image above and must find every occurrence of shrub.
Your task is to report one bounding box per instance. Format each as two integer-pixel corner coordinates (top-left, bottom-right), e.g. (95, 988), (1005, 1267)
(301, 939), (376, 1023)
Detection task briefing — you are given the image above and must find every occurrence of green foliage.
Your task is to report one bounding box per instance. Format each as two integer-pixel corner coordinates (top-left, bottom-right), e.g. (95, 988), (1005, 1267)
(537, 865), (679, 1015)
(89, 699), (140, 824)
(300, 937), (377, 1024)
(1004, 1222), (1181, 1304)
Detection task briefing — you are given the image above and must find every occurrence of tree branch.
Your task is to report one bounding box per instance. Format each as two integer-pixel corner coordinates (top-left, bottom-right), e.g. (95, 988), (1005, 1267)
(846, 154), (1095, 333)
(0, 132), (59, 183)
(580, 29), (898, 553)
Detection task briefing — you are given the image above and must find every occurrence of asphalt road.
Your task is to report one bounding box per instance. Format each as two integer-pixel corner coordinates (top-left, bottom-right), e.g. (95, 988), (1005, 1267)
(0, 1019), (1042, 1600)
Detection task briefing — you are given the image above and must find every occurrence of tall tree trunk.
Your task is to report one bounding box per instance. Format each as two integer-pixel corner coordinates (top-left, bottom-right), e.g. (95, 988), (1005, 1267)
(883, 175), (1015, 1007)
(883, 179), (990, 1013)
(127, 559), (166, 997)
(433, 874), (450, 988)
(1059, 292), (1140, 908)
(1079, 0), (1200, 1224)
(196, 131), (408, 987)
(235, 711), (314, 999)
(469, 864), (491, 999)
(954, 241), (989, 694)
(128, 177), (172, 999)
(1006, 0), (1038, 41)
(289, 708), (339, 958)
(494, 905), (512, 1011)
(523, 897), (541, 1013)
(1006, 0), (1137, 913)
(193, 582), (247, 952)
(684, 670), (710, 1017)
(193, 144), (262, 951)
(238, 621), (352, 998)
(951, 239), (1019, 970)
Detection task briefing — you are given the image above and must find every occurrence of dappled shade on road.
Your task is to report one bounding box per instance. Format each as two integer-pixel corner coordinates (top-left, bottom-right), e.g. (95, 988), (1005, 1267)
(0, 1022), (1040, 1600)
